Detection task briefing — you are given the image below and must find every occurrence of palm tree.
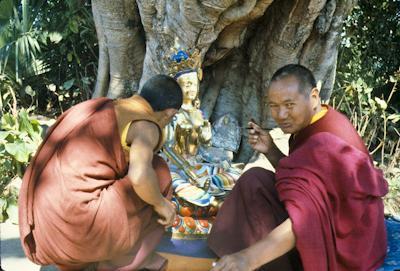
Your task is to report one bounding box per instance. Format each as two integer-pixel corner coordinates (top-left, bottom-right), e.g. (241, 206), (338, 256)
(0, 0), (46, 82)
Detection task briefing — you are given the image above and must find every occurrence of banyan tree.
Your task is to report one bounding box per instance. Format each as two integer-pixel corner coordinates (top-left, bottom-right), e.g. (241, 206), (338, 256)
(91, 0), (356, 161)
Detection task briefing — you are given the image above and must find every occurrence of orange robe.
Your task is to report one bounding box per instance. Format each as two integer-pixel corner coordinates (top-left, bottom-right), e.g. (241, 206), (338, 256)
(19, 96), (171, 270)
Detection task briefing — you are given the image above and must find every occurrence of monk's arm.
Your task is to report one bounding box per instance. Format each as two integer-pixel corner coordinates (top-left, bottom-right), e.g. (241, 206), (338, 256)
(212, 218), (295, 271)
(264, 139), (286, 169)
(127, 121), (164, 207)
(245, 218), (295, 268)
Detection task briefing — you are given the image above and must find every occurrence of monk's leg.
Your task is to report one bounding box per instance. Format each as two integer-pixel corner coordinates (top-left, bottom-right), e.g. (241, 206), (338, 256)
(208, 167), (301, 271)
(95, 155), (172, 271)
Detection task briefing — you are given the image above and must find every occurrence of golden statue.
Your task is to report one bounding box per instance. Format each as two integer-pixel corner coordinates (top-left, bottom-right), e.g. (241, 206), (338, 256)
(167, 49), (212, 158)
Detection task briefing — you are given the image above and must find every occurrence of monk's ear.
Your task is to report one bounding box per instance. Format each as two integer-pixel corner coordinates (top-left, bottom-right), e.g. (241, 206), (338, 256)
(310, 87), (320, 109)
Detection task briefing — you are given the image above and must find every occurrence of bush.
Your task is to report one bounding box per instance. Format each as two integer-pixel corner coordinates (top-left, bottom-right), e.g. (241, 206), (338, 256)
(331, 71), (400, 217)
(0, 109), (43, 223)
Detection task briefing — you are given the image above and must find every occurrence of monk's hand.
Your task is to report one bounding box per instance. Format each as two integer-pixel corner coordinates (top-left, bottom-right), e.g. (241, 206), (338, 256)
(153, 197), (176, 228)
(247, 121), (273, 154)
(210, 252), (251, 271)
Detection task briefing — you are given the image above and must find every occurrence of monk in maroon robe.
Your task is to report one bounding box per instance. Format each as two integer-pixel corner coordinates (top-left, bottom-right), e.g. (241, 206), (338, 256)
(209, 64), (388, 271)
(18, 75), (183, 271)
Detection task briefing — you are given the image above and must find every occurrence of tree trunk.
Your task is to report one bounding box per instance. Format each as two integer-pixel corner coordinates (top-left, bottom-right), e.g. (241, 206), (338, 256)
(92, 0), (356, 162)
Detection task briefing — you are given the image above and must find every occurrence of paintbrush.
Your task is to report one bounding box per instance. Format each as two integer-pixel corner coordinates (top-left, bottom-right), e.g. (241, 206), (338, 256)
(240, 118), (271, 130)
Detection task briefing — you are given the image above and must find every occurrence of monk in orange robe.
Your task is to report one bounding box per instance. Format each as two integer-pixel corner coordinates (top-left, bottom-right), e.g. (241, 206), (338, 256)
(18, 75), (183, 271)
(209, 64), (388, 271)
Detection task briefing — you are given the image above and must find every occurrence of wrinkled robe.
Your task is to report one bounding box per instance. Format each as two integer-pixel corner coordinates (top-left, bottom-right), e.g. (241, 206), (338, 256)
(208, 106), (388, 271)
(19, 97), (172, 270)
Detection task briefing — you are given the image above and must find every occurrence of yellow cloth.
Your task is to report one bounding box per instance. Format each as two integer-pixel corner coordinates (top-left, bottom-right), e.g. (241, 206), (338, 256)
(310, 105), (328, 124)
(121, 122), (132, 153)
(114, 95), (164, 156)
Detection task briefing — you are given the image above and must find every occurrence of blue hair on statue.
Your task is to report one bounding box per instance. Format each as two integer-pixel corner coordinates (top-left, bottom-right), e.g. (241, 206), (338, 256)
(171, 50), (189, 63)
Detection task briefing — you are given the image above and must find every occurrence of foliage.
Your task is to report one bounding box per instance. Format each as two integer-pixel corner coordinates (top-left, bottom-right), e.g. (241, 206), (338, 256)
(0, 109), (42, 222)
(0, 0), (46, 80)
(33, 0), (98, 114)
(0, 0), (97, 116)
(334, 0), (400, 217)
(331, 70), (400, 216)
(337, 0), (400, 92)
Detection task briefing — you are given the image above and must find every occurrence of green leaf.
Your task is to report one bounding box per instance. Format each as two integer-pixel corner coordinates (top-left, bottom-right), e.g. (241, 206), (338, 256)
(67, 52), (73, 62)
(388, 114), (400, 123)
(69, 20), (79, 34)
(63, 79), (75, 90)
(5, 141), (31, 163)
(18, 110), (34, 135)
(25, 85), (35, 97)
(6, 201), (18, 224)
(0, 198), (8, 223)
(1, 113), (16, 130)
(0, 131), (10, 141)
(374, 97), (387, 110)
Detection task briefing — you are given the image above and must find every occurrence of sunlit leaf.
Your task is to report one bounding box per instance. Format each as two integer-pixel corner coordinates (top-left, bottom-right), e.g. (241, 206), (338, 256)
(47, 84), (56, 92)
(24, 85), (35, 96)
(6, 201), (18, 224)
(5, 141), (31, 163)
(388, 114), (400, 123)
(0, 198), (7, 222)
(1, 113), (16, 130)
(49, 31), (63, 44)
(0, 131), (11, 141)
(374, 97), (387, 110)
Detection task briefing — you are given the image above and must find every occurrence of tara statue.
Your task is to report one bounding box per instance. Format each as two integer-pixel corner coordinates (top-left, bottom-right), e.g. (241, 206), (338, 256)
(166, 49), (212, 159)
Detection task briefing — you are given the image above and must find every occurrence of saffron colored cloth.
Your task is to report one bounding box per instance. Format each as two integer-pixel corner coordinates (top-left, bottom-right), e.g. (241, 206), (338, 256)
(18, 98), (172, 270)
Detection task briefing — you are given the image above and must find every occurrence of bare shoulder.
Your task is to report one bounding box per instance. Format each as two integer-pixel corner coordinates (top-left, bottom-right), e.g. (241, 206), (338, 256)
(127, 120), (160, 148)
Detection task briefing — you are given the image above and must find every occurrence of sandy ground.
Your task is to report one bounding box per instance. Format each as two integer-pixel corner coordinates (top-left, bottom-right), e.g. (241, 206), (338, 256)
(0, 129), (289, 271)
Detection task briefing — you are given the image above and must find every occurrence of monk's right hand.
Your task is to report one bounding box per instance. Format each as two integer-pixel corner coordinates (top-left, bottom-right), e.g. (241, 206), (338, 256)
(153, 197), (176, 228)
(247, 121), (273, 154)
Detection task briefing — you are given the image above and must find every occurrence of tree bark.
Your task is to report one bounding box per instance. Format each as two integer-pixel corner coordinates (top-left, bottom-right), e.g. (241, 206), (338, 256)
(91, 0), (356, 161)
(91, 0), (145, 98)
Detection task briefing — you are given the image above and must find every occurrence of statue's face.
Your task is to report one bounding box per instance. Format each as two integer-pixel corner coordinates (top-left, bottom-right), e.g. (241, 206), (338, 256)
(177, 72), (199, 101)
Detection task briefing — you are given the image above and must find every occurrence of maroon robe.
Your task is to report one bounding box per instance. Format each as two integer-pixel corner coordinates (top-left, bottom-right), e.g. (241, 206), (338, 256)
(208, 106), (388, 271)
(18, 98), (172, 270)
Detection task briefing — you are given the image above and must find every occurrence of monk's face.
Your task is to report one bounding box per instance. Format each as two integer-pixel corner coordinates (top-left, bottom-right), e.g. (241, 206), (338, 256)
(266, 75), (319, 134)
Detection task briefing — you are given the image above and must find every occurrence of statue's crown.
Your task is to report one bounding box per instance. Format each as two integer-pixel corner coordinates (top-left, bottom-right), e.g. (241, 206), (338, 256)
(168, 48), (201, 79)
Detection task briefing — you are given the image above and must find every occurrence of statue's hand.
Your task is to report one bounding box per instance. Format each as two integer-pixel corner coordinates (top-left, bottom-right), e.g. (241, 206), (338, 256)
(200, 120), (212, 144)
(188, 110), (205, 127)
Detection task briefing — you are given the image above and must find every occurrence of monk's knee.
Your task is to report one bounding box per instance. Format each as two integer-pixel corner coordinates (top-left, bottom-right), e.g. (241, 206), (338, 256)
(235, 167), (276, 193)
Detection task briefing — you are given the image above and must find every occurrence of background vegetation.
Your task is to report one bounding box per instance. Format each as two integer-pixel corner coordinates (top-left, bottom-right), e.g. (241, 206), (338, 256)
(0, 0), (399, 221)
(332, 0), (400, 216)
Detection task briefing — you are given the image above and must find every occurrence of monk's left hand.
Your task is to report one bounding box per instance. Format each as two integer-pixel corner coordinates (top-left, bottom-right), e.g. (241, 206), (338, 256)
(210, 252), (251, 271)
